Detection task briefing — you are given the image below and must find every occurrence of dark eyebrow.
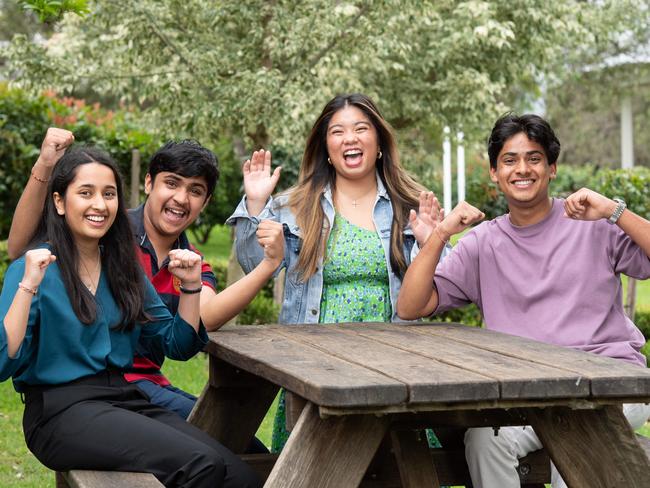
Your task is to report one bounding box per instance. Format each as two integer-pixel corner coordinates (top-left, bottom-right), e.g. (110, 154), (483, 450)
(189, 182), (208, 191)
(328, 121), (370, 130)
(501, 150), (544, 157)
(77, 183), (117, 191)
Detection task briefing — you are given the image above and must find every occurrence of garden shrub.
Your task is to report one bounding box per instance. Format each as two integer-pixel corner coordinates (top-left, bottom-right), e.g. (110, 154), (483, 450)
(0, 241), (9, 289)
(432, 304), (483, 327)
(0, 83), (161, 239)
(591, 167), (650, 219)
(237, 295), (280, 325)
(208, 258), (279, 325)
(635, 310), (650, 341)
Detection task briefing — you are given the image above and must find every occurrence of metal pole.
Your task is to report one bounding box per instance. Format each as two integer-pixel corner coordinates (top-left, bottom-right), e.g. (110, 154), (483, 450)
(457, 131), (465, 203)
(620, 95), (634, 169)
(443, 127), (452, 214)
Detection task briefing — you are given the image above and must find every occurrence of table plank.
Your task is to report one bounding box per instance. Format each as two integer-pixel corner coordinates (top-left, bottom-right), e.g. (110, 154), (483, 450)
(272, 326), (499, 403)
(206, 327), (407, 407)
(338, 323), (589, 400)
(409, 322), (650, 398)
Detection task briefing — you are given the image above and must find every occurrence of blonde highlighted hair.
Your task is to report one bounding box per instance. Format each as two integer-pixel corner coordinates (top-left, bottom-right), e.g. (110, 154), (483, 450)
(286, 93), (424, 281)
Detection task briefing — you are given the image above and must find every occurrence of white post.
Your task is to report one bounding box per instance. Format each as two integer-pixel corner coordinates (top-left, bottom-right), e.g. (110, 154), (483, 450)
(620, 94), (637, 319)
(443, 126), (452, 214)
(621, 95), (634, 169)
(457, 131), (465, 203)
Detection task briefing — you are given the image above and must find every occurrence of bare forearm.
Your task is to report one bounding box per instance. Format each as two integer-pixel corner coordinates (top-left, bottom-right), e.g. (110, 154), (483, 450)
(617, 209), (650, 257)
(201, 259), (278, 330)
(4, 289), (34, 357)
(177, 287), (202, 332)
(397, 234), (445, 320)
(7, 161), (52, 259)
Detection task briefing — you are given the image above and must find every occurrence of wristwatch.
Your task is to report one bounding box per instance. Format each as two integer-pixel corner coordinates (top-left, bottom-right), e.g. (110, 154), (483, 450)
(607, 198), (626, 225)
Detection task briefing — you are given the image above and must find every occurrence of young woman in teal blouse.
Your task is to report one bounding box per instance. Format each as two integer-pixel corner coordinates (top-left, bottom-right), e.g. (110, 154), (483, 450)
(0, 147), (260, 488)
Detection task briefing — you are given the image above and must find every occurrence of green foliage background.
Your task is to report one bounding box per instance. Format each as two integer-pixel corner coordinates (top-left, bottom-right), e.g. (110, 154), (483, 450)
(0, 83), (161, 238)
(0, 83), (249, 243)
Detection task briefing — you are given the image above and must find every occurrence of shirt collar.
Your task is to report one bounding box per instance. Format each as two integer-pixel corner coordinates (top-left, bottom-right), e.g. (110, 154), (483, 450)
(128, 203), (191, 255)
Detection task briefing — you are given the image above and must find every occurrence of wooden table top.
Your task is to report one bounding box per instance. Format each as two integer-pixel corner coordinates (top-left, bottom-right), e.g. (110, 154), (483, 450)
(205, 322), (650, 410)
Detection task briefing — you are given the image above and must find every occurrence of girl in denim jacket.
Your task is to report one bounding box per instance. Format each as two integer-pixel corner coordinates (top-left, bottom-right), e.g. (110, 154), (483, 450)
(227, 93), (445, 451)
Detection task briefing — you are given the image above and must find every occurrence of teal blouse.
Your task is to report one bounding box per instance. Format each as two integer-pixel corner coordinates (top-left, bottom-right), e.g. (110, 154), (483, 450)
(0, 252), (208, 392)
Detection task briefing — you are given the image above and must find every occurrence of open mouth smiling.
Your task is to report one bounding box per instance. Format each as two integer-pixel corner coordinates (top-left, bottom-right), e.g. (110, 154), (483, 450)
(343, 149), (363, 165)
(164, 207), (187, 220)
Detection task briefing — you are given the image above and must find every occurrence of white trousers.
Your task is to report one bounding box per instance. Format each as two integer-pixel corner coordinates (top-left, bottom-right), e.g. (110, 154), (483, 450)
(464, 403), (650, 488)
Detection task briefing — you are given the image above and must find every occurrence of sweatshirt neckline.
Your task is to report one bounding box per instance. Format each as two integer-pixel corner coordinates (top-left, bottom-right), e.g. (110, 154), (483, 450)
(504, 198), (560, 236)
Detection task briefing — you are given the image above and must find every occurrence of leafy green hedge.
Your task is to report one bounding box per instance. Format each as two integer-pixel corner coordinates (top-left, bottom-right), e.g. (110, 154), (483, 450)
(0, 83), (161, 239)
(0, 241), (9, 289)
(0, 84), (252, 244)
(210, 259), (280, 325)
(462, 163), (650, 221)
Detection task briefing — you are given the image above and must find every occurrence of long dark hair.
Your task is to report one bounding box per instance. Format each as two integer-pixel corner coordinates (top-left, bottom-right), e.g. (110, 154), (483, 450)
(287, 93), (424, 280)
(41, 146), (149, 330)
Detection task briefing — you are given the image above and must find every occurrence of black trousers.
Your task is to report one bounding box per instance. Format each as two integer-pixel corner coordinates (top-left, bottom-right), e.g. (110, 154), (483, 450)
(22, 370), (261, 488)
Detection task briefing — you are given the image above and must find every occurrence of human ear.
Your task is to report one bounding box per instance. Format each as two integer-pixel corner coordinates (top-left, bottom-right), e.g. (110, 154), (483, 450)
(489, 166), (498, 184)
(201, 195), (212, 213)
(53, 192), (65, 215)
(144, 174), (152, 195)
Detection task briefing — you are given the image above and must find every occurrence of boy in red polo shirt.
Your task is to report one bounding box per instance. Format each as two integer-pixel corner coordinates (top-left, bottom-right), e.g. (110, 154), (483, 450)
(8, 129), (282, 452)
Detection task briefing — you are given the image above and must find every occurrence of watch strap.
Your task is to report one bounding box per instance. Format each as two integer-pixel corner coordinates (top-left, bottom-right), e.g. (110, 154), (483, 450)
(608, 198), (626, 225)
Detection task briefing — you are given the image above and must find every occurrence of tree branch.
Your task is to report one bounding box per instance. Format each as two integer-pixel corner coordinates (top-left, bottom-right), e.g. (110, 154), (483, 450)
(304, 1), (370, 72)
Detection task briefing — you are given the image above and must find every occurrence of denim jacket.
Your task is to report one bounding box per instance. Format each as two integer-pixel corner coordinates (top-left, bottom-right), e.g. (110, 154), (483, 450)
(226, 174), (444, 324)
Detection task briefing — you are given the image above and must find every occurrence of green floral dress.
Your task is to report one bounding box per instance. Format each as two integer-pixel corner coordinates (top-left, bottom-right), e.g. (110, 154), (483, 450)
(271, 214), (441, 451)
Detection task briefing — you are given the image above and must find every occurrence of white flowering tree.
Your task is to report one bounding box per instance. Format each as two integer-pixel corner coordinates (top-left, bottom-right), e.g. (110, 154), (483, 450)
(2, 0), (646, 318)
(4, 0), (644, 150)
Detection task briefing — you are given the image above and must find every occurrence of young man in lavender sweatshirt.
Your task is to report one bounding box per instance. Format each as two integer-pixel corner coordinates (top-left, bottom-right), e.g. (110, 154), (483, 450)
(397, 113), (650, 488)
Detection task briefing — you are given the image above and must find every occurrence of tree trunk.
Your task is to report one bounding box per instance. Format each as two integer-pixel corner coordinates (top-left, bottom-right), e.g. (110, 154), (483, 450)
(130, 149), (141, 208)
(224, 139), (249, 325)
(225, 228), (245, 326)
(274, 269), (285, 309)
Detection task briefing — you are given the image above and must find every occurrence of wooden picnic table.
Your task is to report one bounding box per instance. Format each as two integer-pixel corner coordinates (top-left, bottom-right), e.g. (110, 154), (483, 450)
(188, 322), (650, 488)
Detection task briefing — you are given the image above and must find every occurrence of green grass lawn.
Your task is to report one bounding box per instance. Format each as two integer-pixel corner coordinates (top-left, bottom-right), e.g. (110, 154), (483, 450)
(1, 224), (649, 487)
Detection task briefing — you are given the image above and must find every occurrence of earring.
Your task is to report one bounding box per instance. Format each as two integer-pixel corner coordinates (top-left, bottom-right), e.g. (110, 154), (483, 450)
(327, 157), (332, 165)
(377, 150), (383, 159)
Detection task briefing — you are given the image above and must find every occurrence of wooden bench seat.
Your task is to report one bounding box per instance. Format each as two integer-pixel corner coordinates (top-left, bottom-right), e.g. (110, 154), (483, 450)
(55, 470), (163, 488)
(54, 434), (650, 487)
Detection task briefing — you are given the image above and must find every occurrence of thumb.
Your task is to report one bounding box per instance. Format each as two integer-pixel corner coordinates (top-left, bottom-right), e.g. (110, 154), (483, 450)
(409, 209), (417, 225)
(271, 166), (282, 185)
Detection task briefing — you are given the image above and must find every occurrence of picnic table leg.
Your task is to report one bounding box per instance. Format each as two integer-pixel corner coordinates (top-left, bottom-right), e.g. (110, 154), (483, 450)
(526, 405), (650, 488)
(390, 429), (441, 488)
(188, 357), (279, 454)
(264, 402), (390, 488)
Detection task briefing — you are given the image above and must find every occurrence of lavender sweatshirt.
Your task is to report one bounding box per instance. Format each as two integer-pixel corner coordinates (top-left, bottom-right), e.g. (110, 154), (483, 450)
(434, 198), (650, 366)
